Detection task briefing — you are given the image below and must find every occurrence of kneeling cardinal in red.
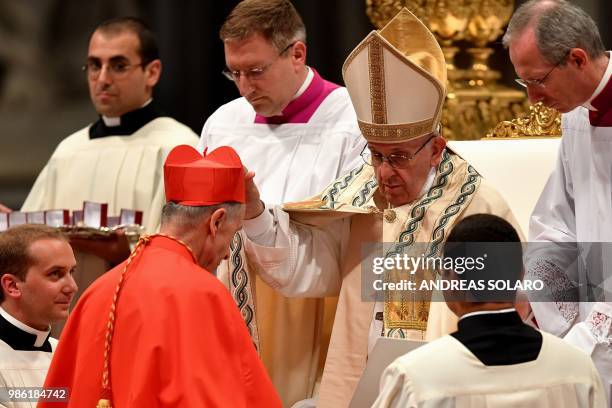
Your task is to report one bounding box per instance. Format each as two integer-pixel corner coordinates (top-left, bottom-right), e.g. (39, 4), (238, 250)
(39, 145), (281, 407)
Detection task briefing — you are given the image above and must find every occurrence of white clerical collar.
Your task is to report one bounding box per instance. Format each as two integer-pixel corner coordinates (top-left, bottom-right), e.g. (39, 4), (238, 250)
(460, 307), (516, 321)
(292, 67), (314, 101)
(0, 306), (50, 347)
(102, 98), (153, 127)
(583, 51), (612, 111)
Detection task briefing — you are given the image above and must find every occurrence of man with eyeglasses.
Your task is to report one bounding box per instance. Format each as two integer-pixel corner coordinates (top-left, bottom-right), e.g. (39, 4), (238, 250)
(22, 17), (197, 234)
(241, 9), (520, 407)
(197, 1), (365, 405)
(19, 17), (198, 328)
(504, 0), (612, 399)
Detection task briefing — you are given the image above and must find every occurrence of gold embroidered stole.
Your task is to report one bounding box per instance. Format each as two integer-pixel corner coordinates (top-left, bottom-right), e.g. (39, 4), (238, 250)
(286, 150), (481, 337)
(380, 151), (481, 338)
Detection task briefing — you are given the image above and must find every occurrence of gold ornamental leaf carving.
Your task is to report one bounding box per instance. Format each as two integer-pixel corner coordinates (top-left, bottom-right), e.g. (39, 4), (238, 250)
(485, 102), (561, 138)
(423, 0), (471, 44)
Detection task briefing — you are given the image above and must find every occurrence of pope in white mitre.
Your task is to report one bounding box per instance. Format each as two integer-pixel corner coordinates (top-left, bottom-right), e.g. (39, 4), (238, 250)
(240, 8), (521, 407)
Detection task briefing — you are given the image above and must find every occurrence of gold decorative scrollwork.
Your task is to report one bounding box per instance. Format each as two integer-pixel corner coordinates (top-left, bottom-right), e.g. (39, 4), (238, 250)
(485, 102), (562, 138)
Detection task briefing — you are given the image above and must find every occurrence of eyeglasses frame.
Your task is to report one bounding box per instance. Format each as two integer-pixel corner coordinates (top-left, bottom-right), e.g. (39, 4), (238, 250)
(82, 58), (147, 79)
(222, 42), (297, 82)
(515, 51), (570, 88)
(362, 134), (437, 169)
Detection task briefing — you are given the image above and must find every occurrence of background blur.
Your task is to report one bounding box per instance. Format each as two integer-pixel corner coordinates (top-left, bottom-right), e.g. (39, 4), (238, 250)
(1, 0), (609, 209)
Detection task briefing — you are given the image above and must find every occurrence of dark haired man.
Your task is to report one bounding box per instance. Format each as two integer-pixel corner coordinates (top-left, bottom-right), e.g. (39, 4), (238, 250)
(20, 17), (198, 317)
(0, 225), (77, 404)
(374, 214), (606, 408)
(22, 16), (198, 235)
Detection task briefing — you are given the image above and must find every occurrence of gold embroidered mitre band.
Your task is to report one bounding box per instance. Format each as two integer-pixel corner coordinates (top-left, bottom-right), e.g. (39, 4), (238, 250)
(342, 8), (447, 143)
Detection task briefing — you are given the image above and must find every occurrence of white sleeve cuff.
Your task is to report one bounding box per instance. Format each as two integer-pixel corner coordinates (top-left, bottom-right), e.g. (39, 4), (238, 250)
(243, 203), (274, 238)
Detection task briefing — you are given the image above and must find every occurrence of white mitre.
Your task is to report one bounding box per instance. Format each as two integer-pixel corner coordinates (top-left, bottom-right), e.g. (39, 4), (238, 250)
(342, 8), (447, 143)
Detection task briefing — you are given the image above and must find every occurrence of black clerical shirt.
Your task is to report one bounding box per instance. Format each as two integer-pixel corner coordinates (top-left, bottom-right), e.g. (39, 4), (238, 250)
(451, 310), (543, 366)
(89, 102), (163, 139)
(0, 312), (52, 352)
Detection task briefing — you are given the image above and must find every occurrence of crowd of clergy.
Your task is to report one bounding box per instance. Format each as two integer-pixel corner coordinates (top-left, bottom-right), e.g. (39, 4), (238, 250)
(1, 0), (611, 407)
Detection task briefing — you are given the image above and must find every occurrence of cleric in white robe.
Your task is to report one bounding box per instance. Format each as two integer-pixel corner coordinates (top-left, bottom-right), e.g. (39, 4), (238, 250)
(0, 225), (77, 408)
(197, 1), (365, 405)
(200, 66), (364, 202)
(22, 17), (198, 233)
(20, 18), (198, 337)
(373, 214), (606, 408)
(503, 1), (612, 398)
(0, 308), (57, 408)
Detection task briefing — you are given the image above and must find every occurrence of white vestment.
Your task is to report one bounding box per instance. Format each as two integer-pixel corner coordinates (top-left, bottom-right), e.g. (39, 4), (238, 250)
(0, 340), (57, 408)
(22, 117), (198, 232)
(527, 54), (612, 399)
(373, 332), (606, 408)
(527, 107), (612, 334)
(21, 116), (198, 336)
(199, 80), (364, 202)
(199, 69), (365, 406)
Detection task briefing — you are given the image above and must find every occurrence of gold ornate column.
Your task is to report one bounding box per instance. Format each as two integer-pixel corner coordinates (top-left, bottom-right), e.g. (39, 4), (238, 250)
(366, 0), (534, 140)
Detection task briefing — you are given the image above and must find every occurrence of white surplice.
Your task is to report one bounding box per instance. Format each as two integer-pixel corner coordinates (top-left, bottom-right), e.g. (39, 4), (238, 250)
(199, 82), (364, 202)
(527, 53), (612, 401)
(22, 117), (198, 233)
(372, 332), (605, 408)
(0, 308), (58, 408)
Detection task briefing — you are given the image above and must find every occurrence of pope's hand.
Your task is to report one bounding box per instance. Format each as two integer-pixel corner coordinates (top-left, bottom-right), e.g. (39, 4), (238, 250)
(244, 169), (264, 220)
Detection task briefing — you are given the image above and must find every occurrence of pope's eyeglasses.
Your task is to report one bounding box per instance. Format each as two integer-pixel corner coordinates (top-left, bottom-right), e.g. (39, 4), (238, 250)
(362, 134), (436, 169)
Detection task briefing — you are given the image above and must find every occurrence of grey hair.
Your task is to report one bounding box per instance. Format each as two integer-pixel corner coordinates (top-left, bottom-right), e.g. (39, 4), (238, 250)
(161, 201), (243, 229)
(502, 0), (605, 65)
